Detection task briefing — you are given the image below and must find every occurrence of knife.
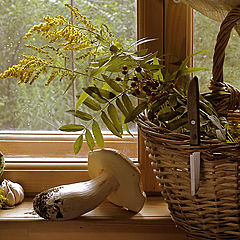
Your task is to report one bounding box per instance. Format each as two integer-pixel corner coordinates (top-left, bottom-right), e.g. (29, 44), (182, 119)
(187, 76), (201, 196)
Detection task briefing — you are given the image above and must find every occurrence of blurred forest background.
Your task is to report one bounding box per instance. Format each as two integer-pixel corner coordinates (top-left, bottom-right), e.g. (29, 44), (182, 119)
(0, 0), (136, 130)
(0, 1), (240, 130)
(193, 10), (240, 92)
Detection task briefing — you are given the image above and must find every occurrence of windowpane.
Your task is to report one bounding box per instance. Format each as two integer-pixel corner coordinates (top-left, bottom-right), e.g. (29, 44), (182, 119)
(0, 0), (137, 131)
(193, 10), (240, 93)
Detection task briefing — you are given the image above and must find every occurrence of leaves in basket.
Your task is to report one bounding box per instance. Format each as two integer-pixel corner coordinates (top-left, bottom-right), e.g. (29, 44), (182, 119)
(125, 101), (148, 123)
(101, 111), (122, 138)
(157, 106), (184, 122)
(167, 118), (188, 131)
(150, 95), (168, 112)
(168, 94), (178, 107)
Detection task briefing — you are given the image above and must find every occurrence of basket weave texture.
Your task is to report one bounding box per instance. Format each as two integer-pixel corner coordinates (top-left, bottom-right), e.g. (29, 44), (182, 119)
(138, 7), (240, 240)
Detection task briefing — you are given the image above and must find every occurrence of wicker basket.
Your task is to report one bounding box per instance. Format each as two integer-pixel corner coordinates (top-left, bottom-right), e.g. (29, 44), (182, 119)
(138, 8), (240, 240)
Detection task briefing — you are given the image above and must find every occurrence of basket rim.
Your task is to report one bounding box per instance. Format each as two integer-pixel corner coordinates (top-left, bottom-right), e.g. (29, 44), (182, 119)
(137, 112), (240, 150)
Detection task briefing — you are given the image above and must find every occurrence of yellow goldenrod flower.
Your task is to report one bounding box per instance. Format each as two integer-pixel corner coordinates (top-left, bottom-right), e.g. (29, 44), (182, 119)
(29, 70), (41, 85)
(45, 70), (59, 86)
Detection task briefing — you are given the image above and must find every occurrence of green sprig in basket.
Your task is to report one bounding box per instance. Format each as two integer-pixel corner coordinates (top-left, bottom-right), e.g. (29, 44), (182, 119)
(138, 7), (240, 240)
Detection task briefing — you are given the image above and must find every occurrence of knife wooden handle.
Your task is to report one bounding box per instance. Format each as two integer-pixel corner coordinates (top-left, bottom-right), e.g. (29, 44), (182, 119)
(187, 76), (200, 146)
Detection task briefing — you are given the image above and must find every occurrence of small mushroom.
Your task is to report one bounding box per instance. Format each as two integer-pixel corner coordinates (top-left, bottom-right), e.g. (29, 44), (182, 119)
(33, 149), (146, 220)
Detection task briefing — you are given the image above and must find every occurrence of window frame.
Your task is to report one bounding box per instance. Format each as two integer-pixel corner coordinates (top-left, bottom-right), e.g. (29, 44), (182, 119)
(137, 0), (192, 193)
(0, 0), (193, 195)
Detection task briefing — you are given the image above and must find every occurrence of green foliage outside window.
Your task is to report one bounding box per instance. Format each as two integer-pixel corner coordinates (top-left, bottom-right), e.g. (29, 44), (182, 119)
(0, 0), (136, 130)
(193, 10), (240, 92)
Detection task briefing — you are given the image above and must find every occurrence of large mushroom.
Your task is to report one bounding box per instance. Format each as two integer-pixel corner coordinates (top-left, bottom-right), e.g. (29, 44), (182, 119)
(33, 149), (146, 220)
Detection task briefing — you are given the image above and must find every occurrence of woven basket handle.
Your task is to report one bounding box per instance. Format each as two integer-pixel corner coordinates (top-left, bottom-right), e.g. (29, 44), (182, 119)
(210, 7), (240, 114)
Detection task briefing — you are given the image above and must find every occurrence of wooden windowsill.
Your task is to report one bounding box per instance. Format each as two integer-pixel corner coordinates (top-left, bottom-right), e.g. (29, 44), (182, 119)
(1, 196), (187, 240)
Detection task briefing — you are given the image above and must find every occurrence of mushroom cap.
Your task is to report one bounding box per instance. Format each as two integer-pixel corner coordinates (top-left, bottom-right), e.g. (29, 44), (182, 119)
(88, 148), (146, 213)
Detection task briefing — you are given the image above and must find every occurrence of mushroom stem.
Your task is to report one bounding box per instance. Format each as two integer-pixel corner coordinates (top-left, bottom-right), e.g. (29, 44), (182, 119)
(33, 171), (119, 220)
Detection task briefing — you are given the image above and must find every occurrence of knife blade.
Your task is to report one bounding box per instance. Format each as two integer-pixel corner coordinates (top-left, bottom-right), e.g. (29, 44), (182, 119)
(187, 76), (201, 196)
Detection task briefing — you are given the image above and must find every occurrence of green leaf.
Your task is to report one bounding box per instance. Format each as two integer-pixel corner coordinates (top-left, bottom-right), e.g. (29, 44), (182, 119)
(140, 51), (158, 62)
(133, 49), (148, 56)
(208, 115), (223, 130)
(83, 97), (101, 111)
(217, 91), (231, 95)
(199, 99), (216, 116)
(88, 86), (116, 99)
(122, 94), (134, 112)
(167, 118), (188, 131)
(153, 57), (163, 81)
(101, 111), (122, 138)
(181, 67), (208, 76)
(59, 124), (84, 132)
(179, 50), (209, 71)
(108, 104), (122, 134)
(90, 66), (108, 77)
(125, 101), (148, 123)
(121, 113), (134, 137)
(216, 129), (226, 141)
(168, 94), (178, 107)
(64, 75), (77, 95)
(116, 98), (128, 117)
(76, 91), (88, 111)
(150, 95), (168, 112)
(92, 120), (104, 148)
(74, 135), (83, 154)
(110, 44), (119, 53)
(106, 57), (134, 72)
(127, 38), (156, 50)
(66, 110), (92, 121)
(85, 129), (95, 151)
(102, 74), (123, 92)
(83, 87), (107, 103)
(158, 106), (185, 121)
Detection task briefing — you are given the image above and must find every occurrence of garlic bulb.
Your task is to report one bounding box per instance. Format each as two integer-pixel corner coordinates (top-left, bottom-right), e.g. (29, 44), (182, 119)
(1, 179), (24, 206)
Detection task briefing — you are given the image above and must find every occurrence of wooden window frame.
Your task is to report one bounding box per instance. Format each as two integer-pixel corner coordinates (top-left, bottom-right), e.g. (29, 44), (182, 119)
(137, 0), (192, 193)
(0, 0), (192, 196)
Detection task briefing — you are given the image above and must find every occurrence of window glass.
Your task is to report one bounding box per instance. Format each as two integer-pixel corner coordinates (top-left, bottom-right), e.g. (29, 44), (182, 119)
(193, 10), (240, 93)
(0, 0), (137, 131)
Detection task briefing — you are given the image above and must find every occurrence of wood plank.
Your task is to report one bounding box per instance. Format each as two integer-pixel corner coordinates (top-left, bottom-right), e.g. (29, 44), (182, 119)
(1, 170), (90, 196)
(0, 139), (137, 158)
(164, 1), (193, 72)
(0, 197), (187, 240)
